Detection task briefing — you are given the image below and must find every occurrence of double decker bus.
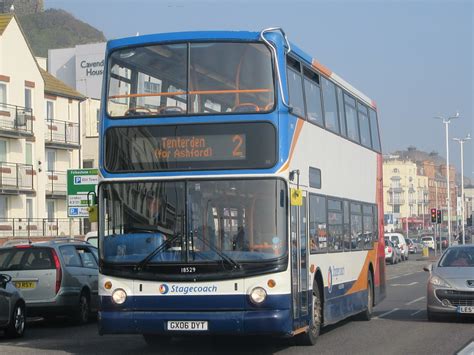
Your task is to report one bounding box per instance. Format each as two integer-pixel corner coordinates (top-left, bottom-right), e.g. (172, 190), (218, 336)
(97, 28), (385, 345)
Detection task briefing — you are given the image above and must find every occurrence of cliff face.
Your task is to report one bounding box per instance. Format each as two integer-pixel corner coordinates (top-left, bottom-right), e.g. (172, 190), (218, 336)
(18, 8), (106, 57)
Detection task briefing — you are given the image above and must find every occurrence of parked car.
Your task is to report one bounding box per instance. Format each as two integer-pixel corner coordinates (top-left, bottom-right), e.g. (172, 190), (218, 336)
(424, 245), (474, 321)
(84, 231), (98, 248)
(436, 237), (449, 250)
(385, 239), (399, 264)
(0, 273), (26, 338)
(406, 238), (422, 254)
(0, 239), (98, 324)
(385, 233), (408, 260)
(421, 235), (435, 250)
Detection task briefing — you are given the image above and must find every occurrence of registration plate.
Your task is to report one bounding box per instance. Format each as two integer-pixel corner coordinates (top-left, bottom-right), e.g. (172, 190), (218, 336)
(457, 306), (474, 314)
(167, 321), (208, 331)
(14, 281), (36, 289)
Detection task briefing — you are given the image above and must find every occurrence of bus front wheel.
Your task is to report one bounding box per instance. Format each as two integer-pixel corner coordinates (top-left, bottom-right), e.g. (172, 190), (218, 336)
(296, 282), (322, 346)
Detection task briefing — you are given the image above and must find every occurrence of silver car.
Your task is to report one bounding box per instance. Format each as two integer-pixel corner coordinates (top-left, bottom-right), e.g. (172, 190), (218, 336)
(0, 239), (98, 324)
(424, 245), (474, 320)
(0, 273), (26, 337)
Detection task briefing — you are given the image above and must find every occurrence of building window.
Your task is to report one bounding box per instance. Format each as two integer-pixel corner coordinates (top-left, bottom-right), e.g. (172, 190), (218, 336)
(26, 198), (33, 219)
(25, 88), (32, 109)
(0, 83), (6, 106)
(46, 200), (55, 220)
(46, 149), (56, 172)
(0, 140), (7, 162)
(83, 160), (94, 169)
(0, 196), (7, 218)
(25, 143), (32, 165)
(46, 101), (54, 121)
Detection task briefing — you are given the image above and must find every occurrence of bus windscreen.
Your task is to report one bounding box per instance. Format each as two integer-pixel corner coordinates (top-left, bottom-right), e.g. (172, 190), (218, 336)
(106, 42), (275, 117)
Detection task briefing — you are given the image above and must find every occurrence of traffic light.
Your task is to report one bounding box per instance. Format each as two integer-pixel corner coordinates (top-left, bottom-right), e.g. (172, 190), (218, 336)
(437, 210), (442, 224)
(431, 208), (437, 223)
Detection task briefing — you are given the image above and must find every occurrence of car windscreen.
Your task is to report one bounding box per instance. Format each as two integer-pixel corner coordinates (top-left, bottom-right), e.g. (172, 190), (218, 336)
(0, 247), (54, 271)
(439, 247), (474, 267)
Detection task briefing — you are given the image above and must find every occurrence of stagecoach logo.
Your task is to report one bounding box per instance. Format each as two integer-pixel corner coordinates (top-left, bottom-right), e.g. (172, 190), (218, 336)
(328, 267), (333, 294)
(159, 284), (169, 294)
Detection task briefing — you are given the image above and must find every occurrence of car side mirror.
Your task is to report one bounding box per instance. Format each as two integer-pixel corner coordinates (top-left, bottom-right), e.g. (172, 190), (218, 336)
(423, 264), (432, 272)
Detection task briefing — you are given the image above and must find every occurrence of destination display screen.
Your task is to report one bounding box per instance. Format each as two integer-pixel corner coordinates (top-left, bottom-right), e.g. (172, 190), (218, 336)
(143, 134), (246, 162)
(105, 122), (276, 172)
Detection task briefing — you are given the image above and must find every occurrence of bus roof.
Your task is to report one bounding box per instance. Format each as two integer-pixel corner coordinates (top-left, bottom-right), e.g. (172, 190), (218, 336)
(107, 30), (376, 109)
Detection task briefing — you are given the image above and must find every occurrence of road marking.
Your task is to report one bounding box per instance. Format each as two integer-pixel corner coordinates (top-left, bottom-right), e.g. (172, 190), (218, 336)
(410, 309), (424, 316)
(406, 296), (425, 305)
(374, 308), (400, 319)
(457, 341), (474, 355)
(390, 282), (418, 286)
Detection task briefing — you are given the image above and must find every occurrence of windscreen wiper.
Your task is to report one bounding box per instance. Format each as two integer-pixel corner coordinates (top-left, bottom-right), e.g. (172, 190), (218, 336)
(191, 232), (241, 271)
(135, 233), (181, 272)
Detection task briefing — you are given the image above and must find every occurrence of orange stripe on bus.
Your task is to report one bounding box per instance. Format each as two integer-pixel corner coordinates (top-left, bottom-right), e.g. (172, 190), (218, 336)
(311, 59), (332, 78)
(108, 88), (271, 100)
(277, 119), (304, 173)
(346, 248), (377, 295)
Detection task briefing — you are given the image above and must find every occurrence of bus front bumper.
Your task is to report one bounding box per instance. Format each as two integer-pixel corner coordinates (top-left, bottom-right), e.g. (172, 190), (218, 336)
(98, 309), (292, 336)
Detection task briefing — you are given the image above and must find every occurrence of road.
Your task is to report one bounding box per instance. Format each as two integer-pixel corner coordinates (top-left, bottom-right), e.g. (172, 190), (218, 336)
(1, 255), (473, 354)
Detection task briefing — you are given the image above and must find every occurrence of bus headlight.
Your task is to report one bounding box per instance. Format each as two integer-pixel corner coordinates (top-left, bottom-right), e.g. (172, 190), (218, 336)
(112, 289), (127, 304)
(249, 287), (267, 304)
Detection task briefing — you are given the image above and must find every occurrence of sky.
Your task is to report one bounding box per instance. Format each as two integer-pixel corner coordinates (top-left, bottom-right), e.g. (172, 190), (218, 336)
(45, 0), (473, 179)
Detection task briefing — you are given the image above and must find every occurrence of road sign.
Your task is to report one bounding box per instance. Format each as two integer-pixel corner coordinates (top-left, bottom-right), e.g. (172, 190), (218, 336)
(67, 169), (98, 218)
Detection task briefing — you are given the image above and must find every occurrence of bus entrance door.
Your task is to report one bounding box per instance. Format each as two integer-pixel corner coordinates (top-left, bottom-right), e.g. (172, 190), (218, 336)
(290, 193), (310, 330)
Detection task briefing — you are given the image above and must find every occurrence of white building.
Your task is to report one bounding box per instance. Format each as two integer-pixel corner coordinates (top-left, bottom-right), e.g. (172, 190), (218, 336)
(0, 14), (84, 239)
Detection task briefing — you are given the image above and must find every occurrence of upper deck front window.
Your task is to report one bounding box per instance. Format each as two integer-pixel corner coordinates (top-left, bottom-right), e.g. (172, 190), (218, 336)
(107, 42), (275, 118)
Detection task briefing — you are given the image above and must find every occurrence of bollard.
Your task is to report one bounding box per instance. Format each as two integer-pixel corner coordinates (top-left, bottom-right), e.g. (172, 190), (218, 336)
(422, 246), (429, 258)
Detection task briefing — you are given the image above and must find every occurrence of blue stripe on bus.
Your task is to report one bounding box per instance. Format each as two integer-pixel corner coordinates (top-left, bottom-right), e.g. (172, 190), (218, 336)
(100, 294), (291, 312)
(99, 309), (293, 336)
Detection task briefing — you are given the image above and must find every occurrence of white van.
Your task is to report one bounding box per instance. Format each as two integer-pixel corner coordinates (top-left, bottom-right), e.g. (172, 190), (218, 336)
(384, 233), (409, 260)
(421, 235), (435, 250)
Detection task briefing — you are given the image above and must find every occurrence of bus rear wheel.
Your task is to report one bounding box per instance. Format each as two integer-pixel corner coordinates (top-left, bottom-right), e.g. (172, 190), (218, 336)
(357, 273), (373, 321)
(296, 282), (322, 346)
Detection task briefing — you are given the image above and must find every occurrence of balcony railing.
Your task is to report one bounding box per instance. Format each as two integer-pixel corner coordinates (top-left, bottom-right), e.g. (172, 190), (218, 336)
(0, 218), (82, 239)
(45, 170), (67, 196)
(387, 197), (405, 205)
(0, 162), (34, 192)
(0, 103), (33, 137)
(45, 119), (79, 148)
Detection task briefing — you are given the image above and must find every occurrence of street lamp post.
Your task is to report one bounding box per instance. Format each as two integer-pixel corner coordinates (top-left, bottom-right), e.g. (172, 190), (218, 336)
(453, 134), (471, 245)
(434, 112), (459, 246)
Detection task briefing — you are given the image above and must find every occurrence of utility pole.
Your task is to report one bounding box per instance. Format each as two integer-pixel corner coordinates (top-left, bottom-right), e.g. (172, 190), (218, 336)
(453, 134), (471, 245)
(434, 112), (459, 246)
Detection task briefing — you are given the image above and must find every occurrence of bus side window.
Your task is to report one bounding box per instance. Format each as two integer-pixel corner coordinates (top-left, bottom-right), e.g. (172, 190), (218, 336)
(303, 67), (323, 126)
(286, 57), (305, 117)
(369, 108), (381, 152)
(321, 77), (340, 134)
(309, 194), (327, 253)
(362, 204), (374, 249)
(328, 199), (343, 252)
(350, 203), (363, 250)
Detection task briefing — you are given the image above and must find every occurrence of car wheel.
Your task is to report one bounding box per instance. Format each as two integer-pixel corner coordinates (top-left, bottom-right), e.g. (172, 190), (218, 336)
(143, 334), (172, 346)
(5, 302), (25, 338)
(296, 282), (322, 345)
(390, 256), (394, 265)
(405, 253), (409, 261)
(356, 273), (373, 321)
(73, 293), (90, 325)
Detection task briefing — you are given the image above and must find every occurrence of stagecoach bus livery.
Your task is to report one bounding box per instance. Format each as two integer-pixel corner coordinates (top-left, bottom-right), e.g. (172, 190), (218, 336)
(97, 28), (386, 345)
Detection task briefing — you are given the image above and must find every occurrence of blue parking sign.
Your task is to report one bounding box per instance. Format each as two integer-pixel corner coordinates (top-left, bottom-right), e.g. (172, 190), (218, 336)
(70, 208), (78, 216)
(74, 177), (82, 184)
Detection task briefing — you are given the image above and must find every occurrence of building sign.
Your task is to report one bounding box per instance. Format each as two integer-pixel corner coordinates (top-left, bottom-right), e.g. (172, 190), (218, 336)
(135, 134), (246, 162)
(67, 169), (98, 217)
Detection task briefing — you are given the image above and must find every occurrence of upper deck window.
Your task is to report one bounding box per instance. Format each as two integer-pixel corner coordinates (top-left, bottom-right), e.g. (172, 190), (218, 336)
(106, 42), (275, 118)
